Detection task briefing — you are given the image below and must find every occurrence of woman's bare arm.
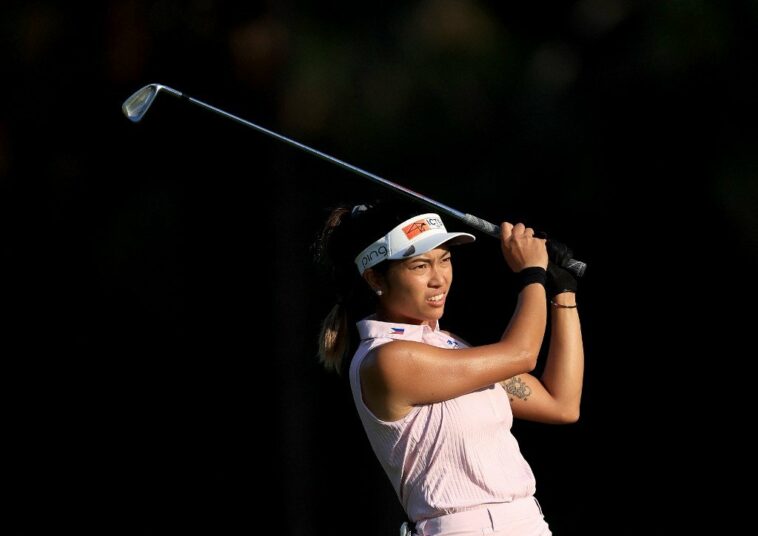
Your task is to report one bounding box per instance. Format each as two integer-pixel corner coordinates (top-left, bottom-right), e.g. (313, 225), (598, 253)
(502, 292), (584, 424)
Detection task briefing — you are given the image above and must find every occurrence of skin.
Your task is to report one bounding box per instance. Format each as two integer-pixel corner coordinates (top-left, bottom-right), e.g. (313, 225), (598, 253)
(361, 222), (584, 425)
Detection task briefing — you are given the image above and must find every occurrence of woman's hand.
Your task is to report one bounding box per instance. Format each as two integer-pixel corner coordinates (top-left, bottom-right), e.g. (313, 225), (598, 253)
(500, 222), (549, 272)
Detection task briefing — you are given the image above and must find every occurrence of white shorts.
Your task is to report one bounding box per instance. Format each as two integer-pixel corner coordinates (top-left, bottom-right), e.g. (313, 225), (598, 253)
(414, 497), (552, 536)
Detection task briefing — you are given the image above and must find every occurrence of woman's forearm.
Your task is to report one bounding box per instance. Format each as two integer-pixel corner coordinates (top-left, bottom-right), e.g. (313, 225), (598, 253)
(541, 293), (584, 420)
(500, 283), (548, 363)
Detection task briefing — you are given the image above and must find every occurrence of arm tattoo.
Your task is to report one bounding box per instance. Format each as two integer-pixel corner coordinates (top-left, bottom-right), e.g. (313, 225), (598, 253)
(502, 376), (532, 402)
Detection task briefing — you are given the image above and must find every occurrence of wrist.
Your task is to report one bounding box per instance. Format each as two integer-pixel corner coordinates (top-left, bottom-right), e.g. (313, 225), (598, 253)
(516, 266), (547, 292)
(550, 292), (577, 308)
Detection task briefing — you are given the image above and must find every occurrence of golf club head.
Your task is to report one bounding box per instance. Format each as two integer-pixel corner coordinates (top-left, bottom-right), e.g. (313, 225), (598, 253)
(122, 84), (182, 122)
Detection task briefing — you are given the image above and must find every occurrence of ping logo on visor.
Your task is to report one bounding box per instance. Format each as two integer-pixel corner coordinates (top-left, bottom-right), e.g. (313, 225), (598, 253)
(354, 213), (475, 275)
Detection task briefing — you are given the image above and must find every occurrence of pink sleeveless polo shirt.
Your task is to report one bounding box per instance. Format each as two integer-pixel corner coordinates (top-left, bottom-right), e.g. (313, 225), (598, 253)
(348, 316), (537, 523)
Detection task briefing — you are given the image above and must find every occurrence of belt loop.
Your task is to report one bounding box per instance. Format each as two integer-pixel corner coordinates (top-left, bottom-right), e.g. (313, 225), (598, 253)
(400, 521), (418, 536)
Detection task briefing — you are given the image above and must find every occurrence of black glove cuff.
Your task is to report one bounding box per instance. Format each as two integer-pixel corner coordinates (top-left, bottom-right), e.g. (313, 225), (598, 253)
(546, 262), (578, 298)
(516, 266), (547, 292)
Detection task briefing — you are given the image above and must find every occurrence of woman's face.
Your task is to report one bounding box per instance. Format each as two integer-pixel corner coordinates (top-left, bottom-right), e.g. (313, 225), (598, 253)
(378, 246), (453, 325)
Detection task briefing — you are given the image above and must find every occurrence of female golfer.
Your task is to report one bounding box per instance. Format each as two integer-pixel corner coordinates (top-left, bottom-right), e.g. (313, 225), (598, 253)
(315, 201), (584, 536)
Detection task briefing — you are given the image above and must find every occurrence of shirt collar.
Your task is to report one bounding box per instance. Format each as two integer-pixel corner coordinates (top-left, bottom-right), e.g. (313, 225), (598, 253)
(357, 314), (441, 343)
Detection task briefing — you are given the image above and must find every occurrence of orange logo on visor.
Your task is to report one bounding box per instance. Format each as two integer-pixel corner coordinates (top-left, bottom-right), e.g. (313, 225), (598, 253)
(402, 219), (430, 239)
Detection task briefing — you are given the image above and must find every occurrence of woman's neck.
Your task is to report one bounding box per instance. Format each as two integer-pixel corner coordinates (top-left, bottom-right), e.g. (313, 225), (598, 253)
(374, 309), (436, 330)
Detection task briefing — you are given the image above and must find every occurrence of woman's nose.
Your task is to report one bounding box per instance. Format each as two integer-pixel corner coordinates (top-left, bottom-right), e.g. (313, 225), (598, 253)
(428, 266), (445, 286)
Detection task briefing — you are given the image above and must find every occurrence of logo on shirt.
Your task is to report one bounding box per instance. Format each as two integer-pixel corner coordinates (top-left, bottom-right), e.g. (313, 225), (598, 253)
(446, 338), (460, 349)
(390, 327), (405, 335)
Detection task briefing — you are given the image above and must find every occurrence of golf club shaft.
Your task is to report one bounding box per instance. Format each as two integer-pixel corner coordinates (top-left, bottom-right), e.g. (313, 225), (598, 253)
(123, 84), (586, 277)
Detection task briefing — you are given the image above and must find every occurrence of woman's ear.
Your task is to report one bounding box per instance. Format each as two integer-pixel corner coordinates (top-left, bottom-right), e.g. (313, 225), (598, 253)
(363, 269), (383, 295)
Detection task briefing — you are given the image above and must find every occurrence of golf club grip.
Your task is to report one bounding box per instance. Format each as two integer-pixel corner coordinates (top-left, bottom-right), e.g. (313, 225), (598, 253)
(462, 214), (587, 278)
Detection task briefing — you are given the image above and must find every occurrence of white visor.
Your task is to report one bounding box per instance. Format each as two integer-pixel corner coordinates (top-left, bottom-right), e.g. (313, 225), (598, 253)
(354, 213), (475, 274)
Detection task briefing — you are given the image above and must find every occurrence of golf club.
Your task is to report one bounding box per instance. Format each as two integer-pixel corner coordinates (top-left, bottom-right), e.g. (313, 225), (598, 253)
(122, 83), (586, 277)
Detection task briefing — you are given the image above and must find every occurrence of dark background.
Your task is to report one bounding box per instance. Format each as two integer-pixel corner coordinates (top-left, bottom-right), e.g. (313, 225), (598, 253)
(3, 1), (755, 534)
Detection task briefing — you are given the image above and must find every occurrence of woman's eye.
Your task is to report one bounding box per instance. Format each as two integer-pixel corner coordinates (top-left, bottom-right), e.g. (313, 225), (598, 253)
(411, 264), (427, 270)
(442, 256), (452, 263)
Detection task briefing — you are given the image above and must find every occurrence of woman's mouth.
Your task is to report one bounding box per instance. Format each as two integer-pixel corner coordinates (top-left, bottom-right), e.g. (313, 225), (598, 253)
(426, 292), (446, 307)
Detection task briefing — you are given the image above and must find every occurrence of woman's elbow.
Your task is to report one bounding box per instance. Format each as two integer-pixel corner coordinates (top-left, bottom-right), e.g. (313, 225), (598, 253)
(558, 406), (580, 424)
(522, 351), (539, 374)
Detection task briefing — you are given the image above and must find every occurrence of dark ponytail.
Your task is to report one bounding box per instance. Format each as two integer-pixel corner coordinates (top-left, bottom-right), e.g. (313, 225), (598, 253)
(314, 207), (355, 372)
(318, 301), (350, 372)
